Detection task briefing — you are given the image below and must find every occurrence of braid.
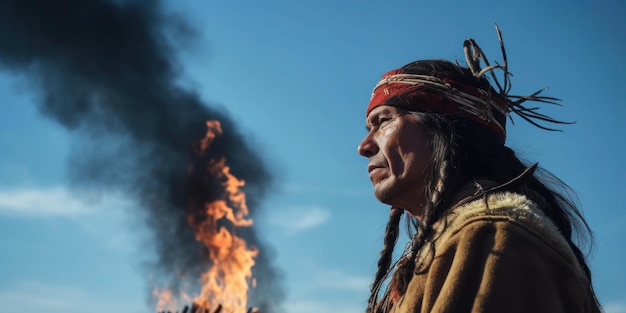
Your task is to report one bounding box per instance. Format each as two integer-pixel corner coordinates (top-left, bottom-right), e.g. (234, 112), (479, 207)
(431, 159), (449, 210)
(392, 159), (451, 295)
(367, 207), (404, 313)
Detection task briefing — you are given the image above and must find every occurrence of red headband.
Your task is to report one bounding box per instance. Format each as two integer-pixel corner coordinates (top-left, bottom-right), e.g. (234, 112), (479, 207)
(367, 69), (509, 142)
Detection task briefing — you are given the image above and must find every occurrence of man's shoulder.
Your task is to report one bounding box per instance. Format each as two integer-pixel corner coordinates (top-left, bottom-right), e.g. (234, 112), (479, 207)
(438, 192), (578, 265)
(446, 191), (555, 233)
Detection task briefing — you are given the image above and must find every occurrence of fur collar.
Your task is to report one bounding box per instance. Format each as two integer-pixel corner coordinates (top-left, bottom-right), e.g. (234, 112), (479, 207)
(415, 191), (587, 280)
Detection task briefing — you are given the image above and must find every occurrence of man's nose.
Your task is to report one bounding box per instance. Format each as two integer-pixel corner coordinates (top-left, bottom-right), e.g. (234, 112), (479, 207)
(358, 133), (378, 157)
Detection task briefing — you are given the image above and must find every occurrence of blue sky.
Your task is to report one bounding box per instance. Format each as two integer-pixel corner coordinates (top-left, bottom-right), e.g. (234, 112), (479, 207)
(1, 1), (625, 312)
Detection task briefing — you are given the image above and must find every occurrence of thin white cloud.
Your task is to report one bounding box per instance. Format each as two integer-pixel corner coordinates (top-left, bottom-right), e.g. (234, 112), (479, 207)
(285, 299), (363, 313)
(269, 206), (330, 232)
(0, 186), (133, 217)
(605, 301), (626, 313)
(0, 187), (91, 216)
(0, 281), (88, 311)
(314, 269), (370, 291)
(282, 182), (368, 197)
(0, 280), (144, 313)
(0, 186), (137, 251)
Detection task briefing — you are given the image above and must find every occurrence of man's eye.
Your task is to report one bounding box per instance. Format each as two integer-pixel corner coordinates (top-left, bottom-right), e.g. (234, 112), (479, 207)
(379, 117), (391, 125)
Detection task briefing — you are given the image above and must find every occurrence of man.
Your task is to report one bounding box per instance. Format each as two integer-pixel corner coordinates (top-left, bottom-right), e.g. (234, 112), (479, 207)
(358, 27), (602, 313)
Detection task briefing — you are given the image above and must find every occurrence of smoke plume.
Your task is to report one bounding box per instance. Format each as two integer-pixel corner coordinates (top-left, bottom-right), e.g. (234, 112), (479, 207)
(0, 0), (284, 311)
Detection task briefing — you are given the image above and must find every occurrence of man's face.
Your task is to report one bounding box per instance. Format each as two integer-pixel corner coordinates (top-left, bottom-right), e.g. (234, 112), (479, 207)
(358, 105), (430, 215)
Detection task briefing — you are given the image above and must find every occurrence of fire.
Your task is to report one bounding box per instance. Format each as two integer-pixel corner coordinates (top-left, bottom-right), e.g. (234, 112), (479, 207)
(155, 120), (258, 312)
(153, 287), (180, 312)
(190, 159), (258, 311)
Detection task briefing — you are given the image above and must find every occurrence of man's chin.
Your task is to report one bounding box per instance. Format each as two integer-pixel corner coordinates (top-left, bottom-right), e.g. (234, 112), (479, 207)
(373, 182), (396, 205)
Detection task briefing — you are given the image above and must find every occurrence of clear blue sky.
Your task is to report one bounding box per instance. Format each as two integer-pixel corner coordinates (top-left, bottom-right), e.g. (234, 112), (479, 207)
(1, 1), (625, 312)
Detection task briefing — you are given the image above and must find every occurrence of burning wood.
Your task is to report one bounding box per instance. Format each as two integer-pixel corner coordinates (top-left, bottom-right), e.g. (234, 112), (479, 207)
(157, 303), (259, 313)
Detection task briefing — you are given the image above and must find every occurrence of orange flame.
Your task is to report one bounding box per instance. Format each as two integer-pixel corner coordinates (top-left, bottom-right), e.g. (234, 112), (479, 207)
(154, 120), (258, 312)
(153, 287), (179, 312)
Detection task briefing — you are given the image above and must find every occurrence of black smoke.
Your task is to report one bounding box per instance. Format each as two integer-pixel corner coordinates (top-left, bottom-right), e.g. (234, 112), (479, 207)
(0, 0), (284, 311)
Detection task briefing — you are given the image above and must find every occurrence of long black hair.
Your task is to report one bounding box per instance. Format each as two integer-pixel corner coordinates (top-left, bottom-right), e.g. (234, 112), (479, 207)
(366, 60), (600, 312)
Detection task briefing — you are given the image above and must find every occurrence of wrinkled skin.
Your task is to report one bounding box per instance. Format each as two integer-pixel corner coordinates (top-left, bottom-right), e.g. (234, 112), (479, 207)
(358, 105), (430, 217)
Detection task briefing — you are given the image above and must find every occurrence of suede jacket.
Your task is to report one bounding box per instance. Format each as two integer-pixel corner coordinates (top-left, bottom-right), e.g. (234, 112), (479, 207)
(389, 192), (600, 313)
